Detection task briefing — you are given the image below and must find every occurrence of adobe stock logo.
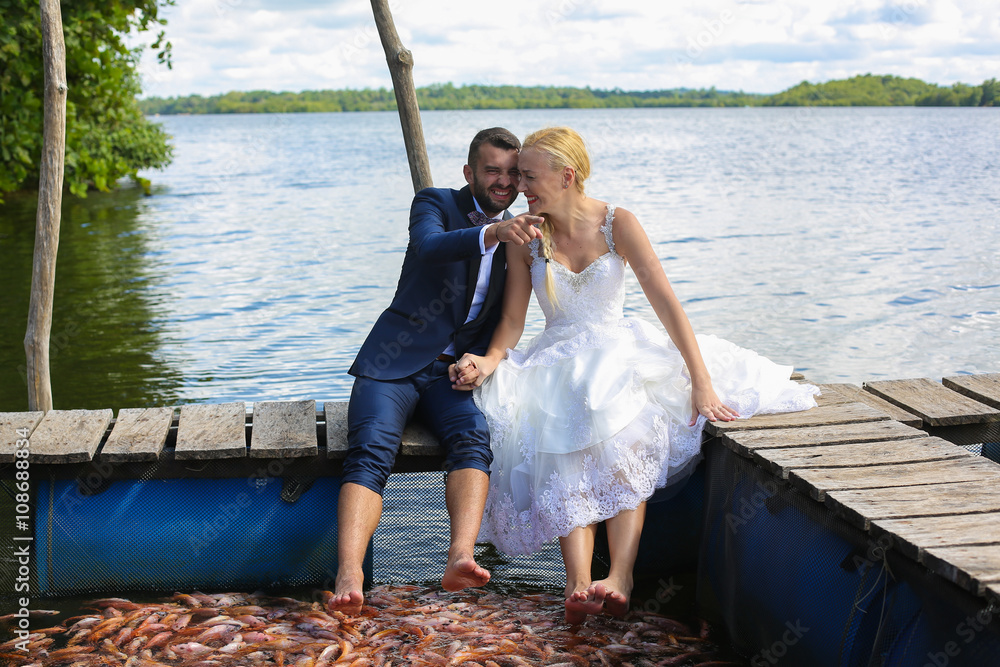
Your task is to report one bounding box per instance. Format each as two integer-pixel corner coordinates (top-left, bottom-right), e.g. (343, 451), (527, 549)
(675, 11), (736, 68)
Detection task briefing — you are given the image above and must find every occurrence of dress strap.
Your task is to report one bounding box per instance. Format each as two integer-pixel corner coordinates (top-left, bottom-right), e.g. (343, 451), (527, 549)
(600, 204), (616, 254)
(528, 237), (541, 261)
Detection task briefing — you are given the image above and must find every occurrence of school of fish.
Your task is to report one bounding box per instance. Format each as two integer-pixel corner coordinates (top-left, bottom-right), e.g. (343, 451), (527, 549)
(0, 585), (744, 667)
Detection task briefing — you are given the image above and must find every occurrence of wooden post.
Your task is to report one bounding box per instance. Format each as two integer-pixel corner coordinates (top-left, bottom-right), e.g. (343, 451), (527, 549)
(24, 0), (68, 412)
(370, 0), (433, 193)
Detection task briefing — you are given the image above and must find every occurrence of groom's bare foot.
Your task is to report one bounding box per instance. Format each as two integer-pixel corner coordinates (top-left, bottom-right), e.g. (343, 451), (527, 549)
(594, 578), (631, 618)
(565, 582), (606, 625)
(441, 556), (490, 592)
(327, 571), (364, 615)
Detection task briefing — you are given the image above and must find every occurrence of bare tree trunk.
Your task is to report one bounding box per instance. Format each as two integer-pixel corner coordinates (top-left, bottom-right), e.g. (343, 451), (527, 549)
(370, 0), (433, 193)
(24, 0), (68, 412)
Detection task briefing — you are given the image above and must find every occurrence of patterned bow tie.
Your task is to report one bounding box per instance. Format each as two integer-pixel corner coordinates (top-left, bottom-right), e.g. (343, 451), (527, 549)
(468, 210), (495, 226)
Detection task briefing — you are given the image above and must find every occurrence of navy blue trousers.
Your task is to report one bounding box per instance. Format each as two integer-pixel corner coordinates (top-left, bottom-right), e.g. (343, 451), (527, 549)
(344, 359), (492, 494)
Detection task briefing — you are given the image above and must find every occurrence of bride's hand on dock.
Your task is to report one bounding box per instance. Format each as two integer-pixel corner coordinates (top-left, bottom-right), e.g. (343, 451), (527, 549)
(494, 214), (545, 245)
(690, 386), (739, 425)
(450, 354), (486, 390)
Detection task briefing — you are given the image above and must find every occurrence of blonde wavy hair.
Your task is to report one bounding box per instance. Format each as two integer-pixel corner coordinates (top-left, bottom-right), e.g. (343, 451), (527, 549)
(522, 127), (592, 309)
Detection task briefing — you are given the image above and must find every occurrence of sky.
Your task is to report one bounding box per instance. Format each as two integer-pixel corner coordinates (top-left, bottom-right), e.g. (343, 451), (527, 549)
(134, 0), (1000, 97)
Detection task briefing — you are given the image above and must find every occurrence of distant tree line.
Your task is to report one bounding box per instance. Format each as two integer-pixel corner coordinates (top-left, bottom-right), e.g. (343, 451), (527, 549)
(139, 75), (998, 115)
(765, 74), (999, 107)
(138, 83), (764, 114)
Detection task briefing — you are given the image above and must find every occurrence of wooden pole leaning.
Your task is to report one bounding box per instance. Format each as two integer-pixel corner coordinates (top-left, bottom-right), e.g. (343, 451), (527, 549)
(370, 0), (433, 194)
(24, 0), (68, 412)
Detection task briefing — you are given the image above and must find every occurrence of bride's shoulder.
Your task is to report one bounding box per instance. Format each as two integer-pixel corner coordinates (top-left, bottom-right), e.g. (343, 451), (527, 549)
(602, 206), (648, 260)
(599, 203), (640, 231)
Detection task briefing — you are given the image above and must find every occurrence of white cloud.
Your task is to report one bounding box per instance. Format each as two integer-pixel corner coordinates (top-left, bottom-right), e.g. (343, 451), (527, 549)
(133, 0), (1000, 98)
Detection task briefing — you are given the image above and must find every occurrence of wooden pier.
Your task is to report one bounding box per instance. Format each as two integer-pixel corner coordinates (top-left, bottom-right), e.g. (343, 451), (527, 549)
(1, 373), (999, 608)
(0, 401), (441, 479)
(706, 372), (1000, 607)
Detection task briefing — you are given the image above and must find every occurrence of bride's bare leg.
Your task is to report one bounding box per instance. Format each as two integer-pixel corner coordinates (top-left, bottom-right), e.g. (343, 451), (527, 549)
(594, 502), (647, 617)
(560, 524), (602, 624)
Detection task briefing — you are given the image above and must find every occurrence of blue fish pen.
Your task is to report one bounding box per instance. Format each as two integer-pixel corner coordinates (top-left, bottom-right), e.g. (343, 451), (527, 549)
(696, 438), (1000, 666)
(33, 477), (350, 595)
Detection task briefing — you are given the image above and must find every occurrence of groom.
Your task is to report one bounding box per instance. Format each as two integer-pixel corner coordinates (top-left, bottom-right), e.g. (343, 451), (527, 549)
(331, 127), (543, 613)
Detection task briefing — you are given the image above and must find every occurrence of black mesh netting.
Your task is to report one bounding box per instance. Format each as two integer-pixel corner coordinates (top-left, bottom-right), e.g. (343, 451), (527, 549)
(376, 470), (566, 593)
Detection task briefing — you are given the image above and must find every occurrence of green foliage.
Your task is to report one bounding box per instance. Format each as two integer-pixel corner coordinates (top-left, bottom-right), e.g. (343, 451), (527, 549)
(981, 78), (999, 107)
(766, 73), (997, 107)
(0, 0), (175, 201)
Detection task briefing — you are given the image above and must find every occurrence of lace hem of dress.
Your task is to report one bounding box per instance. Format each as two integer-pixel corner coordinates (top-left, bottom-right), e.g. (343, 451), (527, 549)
(478, 400), (703, 556)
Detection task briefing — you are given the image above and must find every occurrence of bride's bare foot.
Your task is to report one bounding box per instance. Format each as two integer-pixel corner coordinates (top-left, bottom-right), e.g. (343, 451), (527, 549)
(593, 578), (631, 617)
(441, 555), (490, 592)
(565, 582), (607, 624)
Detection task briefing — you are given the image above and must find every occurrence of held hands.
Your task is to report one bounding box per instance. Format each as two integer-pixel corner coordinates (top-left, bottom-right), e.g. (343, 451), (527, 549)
(690, 384), (740, 426)
(493, 214), (544, 245)
(449, 353), (495, 391)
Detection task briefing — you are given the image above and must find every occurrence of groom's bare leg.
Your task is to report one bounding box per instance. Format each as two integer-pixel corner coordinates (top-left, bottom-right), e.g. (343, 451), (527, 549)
(441, 468), (491, 591)
(331, 482), (382, 614)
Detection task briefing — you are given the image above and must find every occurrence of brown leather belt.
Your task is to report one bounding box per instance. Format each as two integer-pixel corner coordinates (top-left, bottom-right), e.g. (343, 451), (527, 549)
(436, 354), (455, 363)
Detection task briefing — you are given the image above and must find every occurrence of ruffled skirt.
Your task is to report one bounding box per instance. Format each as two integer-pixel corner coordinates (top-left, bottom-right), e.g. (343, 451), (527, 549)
(474, 318), (819, 556)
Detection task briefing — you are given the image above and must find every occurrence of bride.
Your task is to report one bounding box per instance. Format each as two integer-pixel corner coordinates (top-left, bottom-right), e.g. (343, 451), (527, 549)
(450, 126), (818, 623)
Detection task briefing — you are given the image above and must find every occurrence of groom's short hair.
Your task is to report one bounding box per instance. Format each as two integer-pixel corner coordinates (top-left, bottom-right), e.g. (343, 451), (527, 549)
(468, 127), (521, 171)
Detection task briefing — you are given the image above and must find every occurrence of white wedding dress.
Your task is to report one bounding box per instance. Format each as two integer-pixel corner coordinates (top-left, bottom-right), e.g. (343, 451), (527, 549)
(474, 205), (820, 556)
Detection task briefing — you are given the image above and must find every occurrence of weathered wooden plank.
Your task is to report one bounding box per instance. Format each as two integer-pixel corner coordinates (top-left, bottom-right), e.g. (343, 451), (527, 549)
(400, 423), (444, 457)
(27, 409), (113, 463)
(324, 401), (443, 460)
(325, 402), (349, 459)
(705, 402), (888, 436)
(870, 512), (1000, 562)
(0, 412), (45, 463)
(922, 544), (1000, 596)
(826, 482), (1000, 531)
(250, 401), (317, 458)
(100, 407), (174, 462)
(175, 403), (246, 460)
(818, 383), (922, 426)
(864, 378), (1000, 427)
(812, 385), (856, 407)
(943, 374), (1000, 410)
(790, 456), (998, 502)
(756, 436), (968, 479)
(721, 420), (927, 458)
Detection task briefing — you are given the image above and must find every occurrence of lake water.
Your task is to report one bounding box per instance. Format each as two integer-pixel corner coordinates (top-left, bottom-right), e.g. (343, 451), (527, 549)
(1, 107), (998, 411)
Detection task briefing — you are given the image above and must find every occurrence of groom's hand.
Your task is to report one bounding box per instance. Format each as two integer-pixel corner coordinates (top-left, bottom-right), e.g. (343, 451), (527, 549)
(450, 354), (483, 390)
(493, 214), (544, 246)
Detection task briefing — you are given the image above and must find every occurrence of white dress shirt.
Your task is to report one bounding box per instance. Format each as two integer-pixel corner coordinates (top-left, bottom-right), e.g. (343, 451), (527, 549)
(440, 199), (501, 357)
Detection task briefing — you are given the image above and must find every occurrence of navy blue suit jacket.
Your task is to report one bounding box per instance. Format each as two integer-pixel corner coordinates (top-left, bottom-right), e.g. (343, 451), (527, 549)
(349, 185), (508, 381)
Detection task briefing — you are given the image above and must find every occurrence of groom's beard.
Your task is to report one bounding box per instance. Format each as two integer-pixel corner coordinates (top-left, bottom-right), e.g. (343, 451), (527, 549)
(471, 178), (517, 218)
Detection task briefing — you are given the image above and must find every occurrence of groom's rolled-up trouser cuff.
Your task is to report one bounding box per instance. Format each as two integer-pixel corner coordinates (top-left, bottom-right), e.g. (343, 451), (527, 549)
(343, 365), (492, 495)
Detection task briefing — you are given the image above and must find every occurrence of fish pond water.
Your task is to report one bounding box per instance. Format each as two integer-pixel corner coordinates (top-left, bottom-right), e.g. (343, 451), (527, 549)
(1, 107), (998, 410)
